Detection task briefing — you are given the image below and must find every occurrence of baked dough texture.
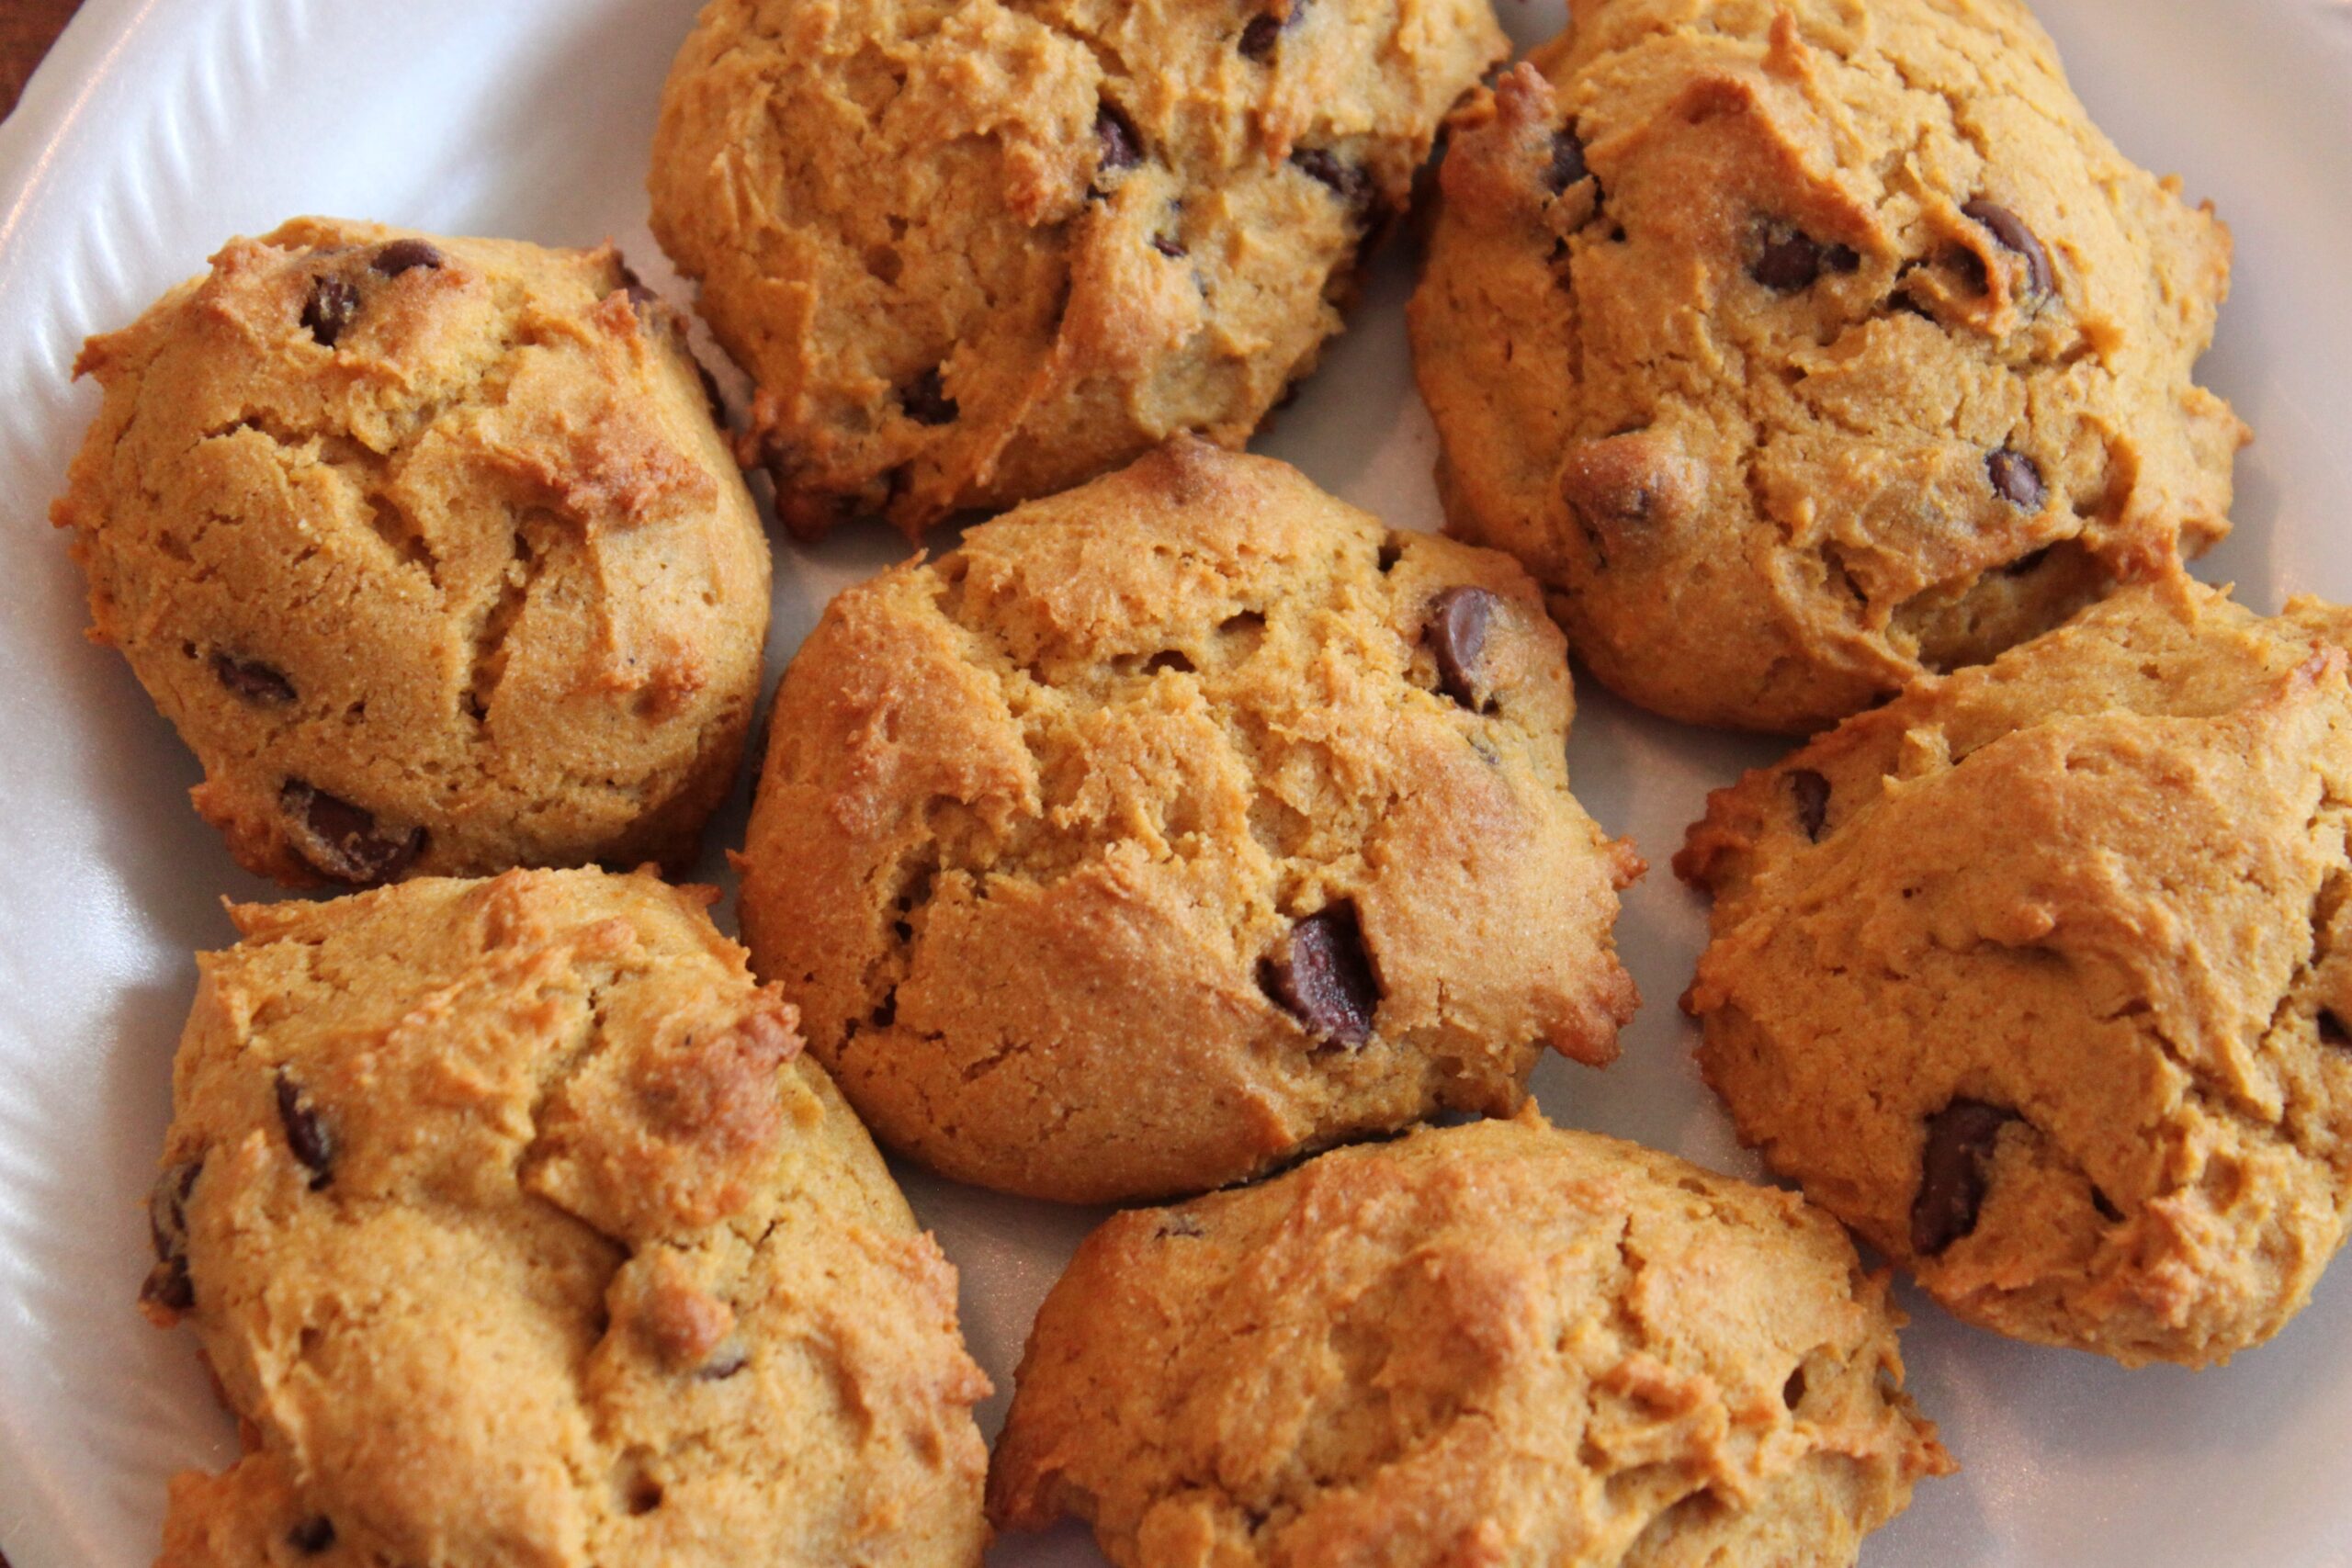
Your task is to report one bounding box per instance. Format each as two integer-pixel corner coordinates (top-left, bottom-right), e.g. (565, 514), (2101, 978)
(736, 439), (1640, 1202)
(989, 1107), (1951, 1565)
(139, 868), (989, 1567)
(1679, 580), (2352, 1367)
(1409, 0), (2245, 732)
(55, 218), (770, 886)
(648, 0), (1506, 538)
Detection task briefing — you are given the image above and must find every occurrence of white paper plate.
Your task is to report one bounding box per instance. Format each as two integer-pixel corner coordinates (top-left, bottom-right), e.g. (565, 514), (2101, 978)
(3, 2), (2350, 1562)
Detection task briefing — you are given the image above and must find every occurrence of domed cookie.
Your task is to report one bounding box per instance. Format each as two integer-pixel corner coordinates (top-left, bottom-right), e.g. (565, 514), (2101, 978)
(989, 1107), (1951, 1564)
(54, 218), (770, 886)
(648, 0), (1507, 538)
(140, 868), (989, 1567)
(1409, 0), (2245, 731)
(736, 439), (1640, 1202)
(1679, 580), (2352, 1366)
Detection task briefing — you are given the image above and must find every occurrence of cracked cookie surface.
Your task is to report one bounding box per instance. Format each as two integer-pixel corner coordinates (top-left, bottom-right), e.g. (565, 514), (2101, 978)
(1678, 580), (2352, 1366)
(141, 867), (989, 1568)
(735, 439), (1639, 1203)
(648, 0), (1505, 538)
(989, 1107), (1951, 1565)
(54, 218), (769, 886)
(1409, 0), (2245, 732)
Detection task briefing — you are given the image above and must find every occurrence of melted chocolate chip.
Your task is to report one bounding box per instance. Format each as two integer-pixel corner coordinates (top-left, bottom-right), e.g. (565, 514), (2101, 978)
(300, 276), (360, 347)
(287, 1517), (336, 1555)
(1238, 12), (1282, 59)
(1096, 103), (1142, 173)
(1962, 200), (2053, 297)
(1261, 904), (1380, 1047)
(140, 1160), (201, 1313)
(1987, 447), (2046, 510)
(1751, 226), (1859, 292)
(282, 781), (424, 885)
(901, 367), (958, 425)
(1291, 148), (1371, 208)
(212, 652), (295, 705)
(1545, 125), (1589, 195)
(1427, 586), (1499, 711)
(276, 1072), (336, 1190)
(1788, 769), (1830, 841)
(372, 239), (444, 277)
(1910, 1099), (2018, 1256)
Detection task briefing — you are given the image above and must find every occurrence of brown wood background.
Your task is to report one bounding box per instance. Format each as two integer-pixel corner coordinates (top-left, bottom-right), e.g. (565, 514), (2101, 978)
(1, 0), (80, 121)
(5, 6), (91, 1554)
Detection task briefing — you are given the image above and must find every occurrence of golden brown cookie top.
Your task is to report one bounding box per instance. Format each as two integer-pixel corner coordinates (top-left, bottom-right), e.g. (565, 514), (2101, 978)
(54, 218), (769, 886)
(1679, 579), (2352, 1365)
(649, 0), (1506, 537)
(737, 439), (1638, 1202)
(1410, 0), (2245, 731)
(144, 868), (989, 1568)
(989, 1107), (1951, 1564)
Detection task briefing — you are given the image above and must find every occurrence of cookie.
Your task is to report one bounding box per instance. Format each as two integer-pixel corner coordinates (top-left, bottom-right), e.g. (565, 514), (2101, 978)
(648, 0), (1506, 538)
(1678, 579), (2352, 1366)
(1409, 0), (2246, 732)
(54, 218), (770, 887)
(989, 1107), (1951, 1564)
(140, 867), (989, 1567)
(736, 439), (1640, 1203)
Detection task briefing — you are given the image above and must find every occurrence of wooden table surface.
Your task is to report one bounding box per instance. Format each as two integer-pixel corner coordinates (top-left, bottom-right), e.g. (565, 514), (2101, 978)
(4, 4), (75, 1562)
(1, 0), (80, 122)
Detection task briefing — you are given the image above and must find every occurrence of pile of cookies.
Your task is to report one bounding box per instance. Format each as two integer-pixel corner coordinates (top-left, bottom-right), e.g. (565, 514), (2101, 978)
(51, 0), (2350, 1563)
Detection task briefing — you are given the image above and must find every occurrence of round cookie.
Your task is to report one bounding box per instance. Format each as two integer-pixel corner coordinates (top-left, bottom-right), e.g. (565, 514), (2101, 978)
(139, 867), (990, 1568)
(736, 439), (1640, 1203)
(1678, 579), (2352, 1367)
(1409, 0), (2246, 732)
(648, 0), (1506, 539)
(54, 218), (770, 886)
(989, 1107), (1951, 1564)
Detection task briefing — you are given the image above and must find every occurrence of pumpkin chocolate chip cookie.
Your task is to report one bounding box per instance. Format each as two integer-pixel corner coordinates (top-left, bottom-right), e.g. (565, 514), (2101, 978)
(989, 1107), (1951, 1565)
(735, 439), (1640, 1203)
(648, 0), (1507, 538)
(141, 868), (989, 1567)
(54, 218), (769, 887)
(1410, 0), (2246, 731)
(1679, 580), (2352, 1366)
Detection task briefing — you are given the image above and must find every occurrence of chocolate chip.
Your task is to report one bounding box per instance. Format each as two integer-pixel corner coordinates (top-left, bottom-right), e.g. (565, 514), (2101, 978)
(1096, 103), (1142, 173)
(1427, 586), (1499, 711)
(1986, 447), (2045, 510)
(1238, 13), (1282, 59)
(276, 1072), (336, 1190)
(300, 276), (360, 347)
(901, 367), (957, 425)
(282, 781), (424, 885)
(1152, 233), (1188, 259)
(287, 1517), (335, 1554)
(1962, 200), (2053, 297)
(371, 239), (444, 277)
(1544, 125), (1589, 195)
(212, 653), (295, 705)
(1291, 149), (1371, 208)
(2321, 1008), (2351, 1049)
(1910, 1099), (2017, 1256)
(1261, 903), (1380, 1047)
(1788, 769), (1830, 840)
(1751, 225), (1858, 292)
(140, 1160), (201, 1313)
